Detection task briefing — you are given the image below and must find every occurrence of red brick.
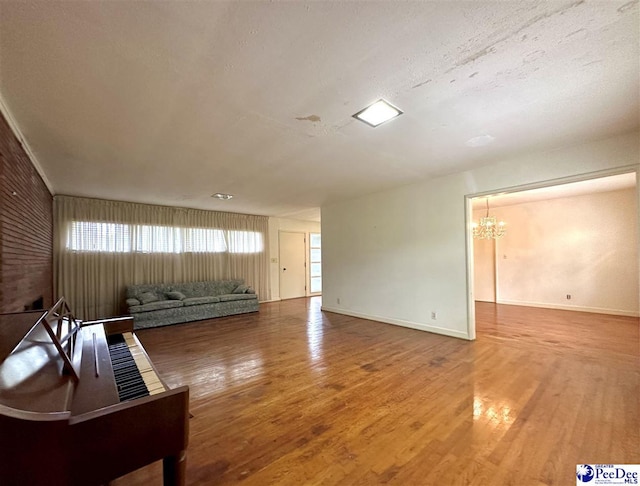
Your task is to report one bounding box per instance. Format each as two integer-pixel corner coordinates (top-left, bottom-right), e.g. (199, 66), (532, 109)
(0, 112), (53, 312)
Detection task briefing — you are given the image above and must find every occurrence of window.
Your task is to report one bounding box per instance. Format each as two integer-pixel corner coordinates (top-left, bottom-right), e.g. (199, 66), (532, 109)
(226, 230), (263, 254)
(184, 228), (227, 253)
(68, 222), (131, 252)
(66, 222), (263, 254)
(135, 225), (183, 253)
(309, 233), (321, 293)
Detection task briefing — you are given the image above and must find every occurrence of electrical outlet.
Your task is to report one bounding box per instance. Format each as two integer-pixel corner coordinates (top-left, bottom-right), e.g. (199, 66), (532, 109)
(431, 311), (437, 320)
(337, 298), (341, 305)
(566, 294), (571, 300)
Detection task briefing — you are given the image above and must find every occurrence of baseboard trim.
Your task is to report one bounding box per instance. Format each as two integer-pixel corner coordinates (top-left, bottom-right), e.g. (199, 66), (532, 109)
(320, 306), (471, 340)
(496, 300), (639, 317)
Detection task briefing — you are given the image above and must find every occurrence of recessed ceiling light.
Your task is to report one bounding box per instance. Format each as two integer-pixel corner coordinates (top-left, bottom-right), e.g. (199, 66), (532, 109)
(211, 193), (233, 200)
(353, 99), (403, 127)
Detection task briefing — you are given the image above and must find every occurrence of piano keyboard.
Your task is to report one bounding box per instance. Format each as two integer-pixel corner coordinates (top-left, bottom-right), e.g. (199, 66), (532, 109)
(107, 332), (165, 401)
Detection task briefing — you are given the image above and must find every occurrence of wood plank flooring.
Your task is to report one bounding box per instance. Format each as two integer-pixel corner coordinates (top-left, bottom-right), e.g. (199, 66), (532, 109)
(113, 298), (639, 486)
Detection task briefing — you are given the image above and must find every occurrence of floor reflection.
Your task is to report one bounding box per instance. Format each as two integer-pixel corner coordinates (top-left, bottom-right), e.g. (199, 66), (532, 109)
(307, 319), (323, 363)
(307, 296), (324, 363)
(473, 395), (515, 429)
(202, 353), (264, 393)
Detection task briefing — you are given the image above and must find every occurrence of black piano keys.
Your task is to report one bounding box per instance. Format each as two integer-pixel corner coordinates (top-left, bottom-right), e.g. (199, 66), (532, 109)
(107, 334), (150, 401)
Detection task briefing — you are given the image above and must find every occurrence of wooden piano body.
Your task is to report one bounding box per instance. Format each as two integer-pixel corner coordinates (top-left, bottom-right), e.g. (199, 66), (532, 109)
(0, 300), (189, 486)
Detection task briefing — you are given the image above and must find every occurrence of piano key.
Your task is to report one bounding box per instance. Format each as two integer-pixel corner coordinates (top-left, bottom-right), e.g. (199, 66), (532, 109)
(106, 332), (166, 401)
(121, 332), (166, 396)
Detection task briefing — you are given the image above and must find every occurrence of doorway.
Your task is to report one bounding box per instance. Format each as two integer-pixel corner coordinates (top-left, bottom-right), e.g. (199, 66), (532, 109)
(466, 170), (639, 340)
(279, 231), (306, 300)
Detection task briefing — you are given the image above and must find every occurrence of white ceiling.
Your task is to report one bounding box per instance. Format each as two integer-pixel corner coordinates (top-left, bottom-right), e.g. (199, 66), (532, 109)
(0, 1), (638, 222)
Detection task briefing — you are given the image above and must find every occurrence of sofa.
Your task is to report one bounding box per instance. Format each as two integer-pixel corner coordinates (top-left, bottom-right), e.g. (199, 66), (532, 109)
(125, 279), (258, 329)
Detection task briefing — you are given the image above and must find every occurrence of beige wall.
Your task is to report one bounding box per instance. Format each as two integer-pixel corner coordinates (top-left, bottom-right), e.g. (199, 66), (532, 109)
(473, 236), (496, 302)
(473, 188), (639, 316)
(268, 217), (321, 301)
(322, 132), (640, 340)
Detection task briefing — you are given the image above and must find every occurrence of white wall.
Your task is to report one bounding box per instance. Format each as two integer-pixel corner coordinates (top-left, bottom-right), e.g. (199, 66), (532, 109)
(474, 188), (638, 316)
(321, 132), (640, 340)
(268, 217), (321, 301)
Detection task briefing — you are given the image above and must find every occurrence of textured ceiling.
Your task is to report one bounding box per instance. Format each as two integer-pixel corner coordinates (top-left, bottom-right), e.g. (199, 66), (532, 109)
(0, 1), (638, 222)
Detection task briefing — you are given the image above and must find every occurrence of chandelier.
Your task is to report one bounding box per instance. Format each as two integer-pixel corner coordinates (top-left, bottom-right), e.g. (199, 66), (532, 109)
(472, 198), (506, 239)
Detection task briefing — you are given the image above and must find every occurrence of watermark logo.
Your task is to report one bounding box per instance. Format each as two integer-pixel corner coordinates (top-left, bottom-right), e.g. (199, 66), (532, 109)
(577, 465), (595, 483)
(576, 465), (640, 485)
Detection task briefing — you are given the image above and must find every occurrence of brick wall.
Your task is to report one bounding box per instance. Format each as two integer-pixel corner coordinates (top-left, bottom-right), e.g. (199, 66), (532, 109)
(0, 111), (53, 312)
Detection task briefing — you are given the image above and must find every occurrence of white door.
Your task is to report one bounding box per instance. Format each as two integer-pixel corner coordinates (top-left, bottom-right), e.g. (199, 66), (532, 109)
(279, 231), (306, 300)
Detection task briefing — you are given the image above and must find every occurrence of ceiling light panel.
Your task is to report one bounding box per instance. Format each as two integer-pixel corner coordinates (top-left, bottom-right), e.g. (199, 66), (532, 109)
(353, 99), (403, 127)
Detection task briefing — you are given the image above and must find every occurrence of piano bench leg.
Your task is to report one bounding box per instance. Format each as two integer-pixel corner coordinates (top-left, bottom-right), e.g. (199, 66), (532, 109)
(163, 451), (186, 486)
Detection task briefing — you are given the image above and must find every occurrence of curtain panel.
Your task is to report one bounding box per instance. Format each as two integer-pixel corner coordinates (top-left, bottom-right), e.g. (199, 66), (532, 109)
(54, 195), (270, 320)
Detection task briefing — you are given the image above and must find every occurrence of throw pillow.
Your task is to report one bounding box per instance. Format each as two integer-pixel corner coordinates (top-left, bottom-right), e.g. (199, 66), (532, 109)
(138, 291), (160, 305)
(232, 284), (249, 294)
(166, 291), (186, 301)
(126, 298), (141, 307)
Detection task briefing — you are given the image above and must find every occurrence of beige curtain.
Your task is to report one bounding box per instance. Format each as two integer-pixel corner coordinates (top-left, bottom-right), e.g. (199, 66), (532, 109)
(54, 196), (270, 320)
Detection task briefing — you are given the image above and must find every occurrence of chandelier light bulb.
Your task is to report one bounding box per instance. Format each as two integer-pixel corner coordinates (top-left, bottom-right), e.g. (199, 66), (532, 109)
(472, 198), (506, 239)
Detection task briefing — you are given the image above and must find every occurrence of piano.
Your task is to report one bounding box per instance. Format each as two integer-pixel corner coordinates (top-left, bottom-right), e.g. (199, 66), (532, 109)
(0, 298), (189, 486)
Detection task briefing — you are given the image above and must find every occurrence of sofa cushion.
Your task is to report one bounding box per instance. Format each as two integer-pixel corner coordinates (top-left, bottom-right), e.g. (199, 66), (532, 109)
(138, 291), (160, 305)
(166, 291), (186, 301)
(126, 283), (171, 300)
(171, 280), (244, 297)
(218, 293), (257, 302)
(126, 298), (141, 307)
(173, 281), (208, 298)
(129, 300), (184, 313)
(232, 284), (249, 294)
(182, 296), (221, 306)
(203, 280), (242, 296)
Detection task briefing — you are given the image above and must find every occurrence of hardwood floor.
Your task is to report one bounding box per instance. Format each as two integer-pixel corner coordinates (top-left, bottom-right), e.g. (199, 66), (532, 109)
(113, 298), (639, 486)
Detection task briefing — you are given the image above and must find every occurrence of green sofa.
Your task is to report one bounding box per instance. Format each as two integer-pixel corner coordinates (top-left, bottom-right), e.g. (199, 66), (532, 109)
(125, 279), (258, 329)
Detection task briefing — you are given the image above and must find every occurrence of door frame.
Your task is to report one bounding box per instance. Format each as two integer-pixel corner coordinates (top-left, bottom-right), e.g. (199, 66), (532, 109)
(464, 166), (639, 341)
